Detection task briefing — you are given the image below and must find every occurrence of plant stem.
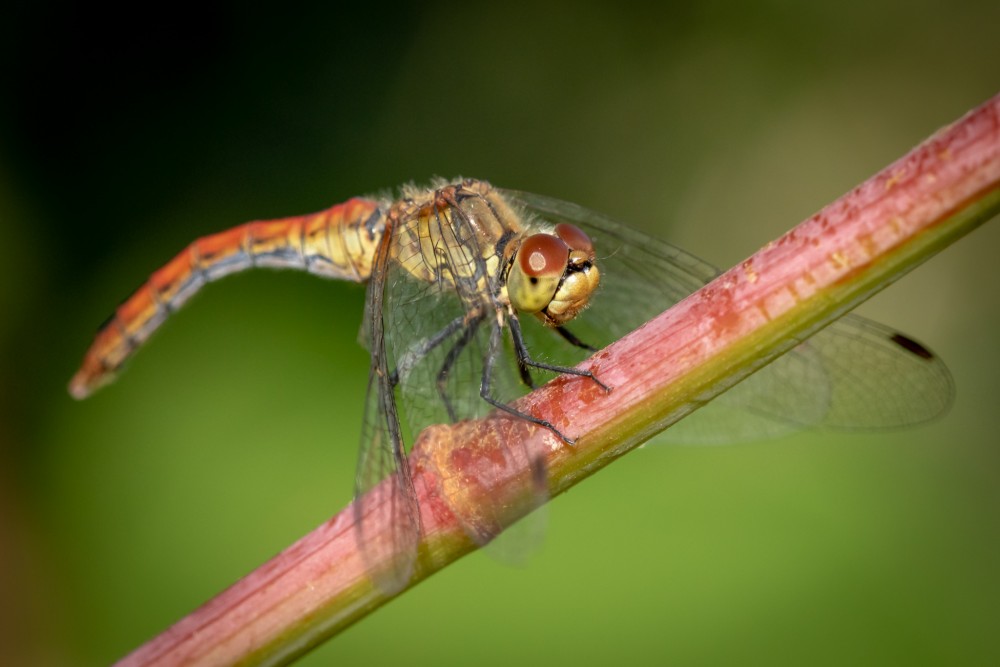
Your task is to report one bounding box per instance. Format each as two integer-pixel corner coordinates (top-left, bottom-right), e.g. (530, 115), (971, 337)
(117, 92), (1000, 667)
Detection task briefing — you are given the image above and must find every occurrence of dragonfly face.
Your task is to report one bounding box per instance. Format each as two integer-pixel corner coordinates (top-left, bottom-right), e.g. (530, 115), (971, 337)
(506, 222), (601, 326)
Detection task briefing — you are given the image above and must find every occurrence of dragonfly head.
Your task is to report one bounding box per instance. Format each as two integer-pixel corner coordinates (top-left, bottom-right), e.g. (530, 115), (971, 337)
(507, 223), (600, 326)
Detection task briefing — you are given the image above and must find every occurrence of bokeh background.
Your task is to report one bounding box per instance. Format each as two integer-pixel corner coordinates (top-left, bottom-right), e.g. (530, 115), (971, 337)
(2, 2), (999, 665)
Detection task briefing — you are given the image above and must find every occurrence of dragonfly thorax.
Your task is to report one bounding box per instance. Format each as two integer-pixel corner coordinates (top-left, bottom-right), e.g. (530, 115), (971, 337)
(392, 180), (601, 328)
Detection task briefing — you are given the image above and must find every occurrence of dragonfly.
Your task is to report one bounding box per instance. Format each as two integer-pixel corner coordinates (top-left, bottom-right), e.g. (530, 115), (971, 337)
(70, 178), (954, 593)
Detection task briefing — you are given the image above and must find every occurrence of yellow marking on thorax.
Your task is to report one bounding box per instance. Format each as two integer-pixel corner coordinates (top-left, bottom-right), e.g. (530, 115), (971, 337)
(388, 183), (526, 308)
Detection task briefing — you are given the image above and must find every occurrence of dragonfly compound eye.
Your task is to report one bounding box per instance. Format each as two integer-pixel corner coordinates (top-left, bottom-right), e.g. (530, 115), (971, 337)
(554, 222), (594, 254)
(508, 233), (570, 314)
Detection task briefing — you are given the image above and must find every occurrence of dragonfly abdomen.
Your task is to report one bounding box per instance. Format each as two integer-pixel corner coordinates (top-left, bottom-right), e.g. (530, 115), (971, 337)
(69, 197), (385, 399)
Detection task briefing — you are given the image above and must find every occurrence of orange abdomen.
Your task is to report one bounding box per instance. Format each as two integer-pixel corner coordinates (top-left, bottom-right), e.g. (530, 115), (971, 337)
(69, 197), (384, 399)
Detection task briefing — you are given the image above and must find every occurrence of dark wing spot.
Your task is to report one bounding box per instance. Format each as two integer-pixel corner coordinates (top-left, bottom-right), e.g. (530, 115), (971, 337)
(890, 333), (935, 360)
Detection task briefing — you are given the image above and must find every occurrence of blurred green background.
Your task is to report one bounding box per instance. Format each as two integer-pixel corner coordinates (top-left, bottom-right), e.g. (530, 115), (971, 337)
(2, 2), (999, 665)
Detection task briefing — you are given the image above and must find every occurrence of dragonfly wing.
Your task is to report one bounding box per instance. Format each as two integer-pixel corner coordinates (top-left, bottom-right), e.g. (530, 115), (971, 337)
(659, 314), (954, 443)
(793, 313), (954, 430)
(353, 236), (421, 595)
(661, 343), (832, 445)
(506, 190), (954, 444)
(477, 450), (550, 567)
(362, 200), (550, 567)
(354, 364), (421, 595)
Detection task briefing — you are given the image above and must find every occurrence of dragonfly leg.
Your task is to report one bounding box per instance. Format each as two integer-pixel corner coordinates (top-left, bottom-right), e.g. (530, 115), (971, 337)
(508, 315), (611, 393)
(516, 349), (536, 390)
(435, 313), (485, 422)
(480, 319), (576, 445)
(387, 314), (467, 388)
(554, 325), (597, 352)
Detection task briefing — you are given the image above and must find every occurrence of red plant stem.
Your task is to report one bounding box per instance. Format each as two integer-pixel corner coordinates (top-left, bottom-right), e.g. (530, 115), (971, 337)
(118, 93), (1000, 666)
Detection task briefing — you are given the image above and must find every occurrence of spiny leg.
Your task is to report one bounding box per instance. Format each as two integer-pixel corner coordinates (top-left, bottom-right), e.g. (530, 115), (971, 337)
(479, 319), (576, 445)
(555, 325), (597, 352)
(508, 315), (611, 393)
(387, 314), (467, 387)
(435, 313), (484, 422)
(516, 348), (536, 390)
(514, 326), (595, 390)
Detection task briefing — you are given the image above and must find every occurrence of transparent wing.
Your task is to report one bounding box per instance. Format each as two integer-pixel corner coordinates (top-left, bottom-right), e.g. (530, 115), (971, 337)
(353, 238), (421, 595)
(356, 201), (549, 583)
(662, 314), (954, 444)
(382, 208), (523, 438)
(505, 189), (955, 444)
